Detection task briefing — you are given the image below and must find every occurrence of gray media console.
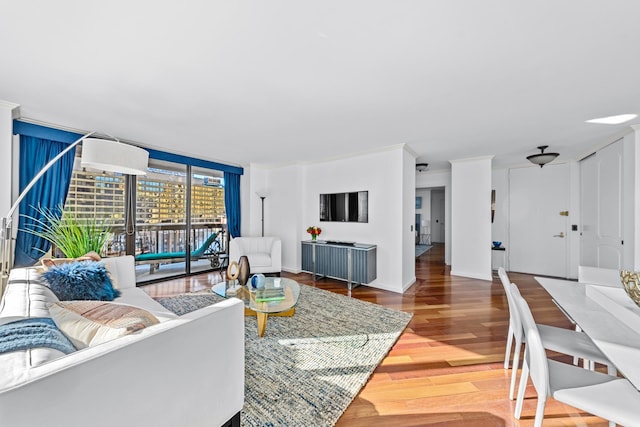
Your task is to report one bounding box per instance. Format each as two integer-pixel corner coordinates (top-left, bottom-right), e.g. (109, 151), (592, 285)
(301, 240), (377, 290)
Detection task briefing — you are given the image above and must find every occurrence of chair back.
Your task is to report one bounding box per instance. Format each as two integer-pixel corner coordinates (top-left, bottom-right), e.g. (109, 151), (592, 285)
(578, 265), (621, 287)
(498, 268), (522, 340)
(510, 283), (550, 398)
(192, 231), (222, 257)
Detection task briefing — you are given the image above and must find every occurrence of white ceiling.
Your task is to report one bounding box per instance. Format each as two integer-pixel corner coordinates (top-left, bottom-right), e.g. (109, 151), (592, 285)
(2, 1), (640, 170)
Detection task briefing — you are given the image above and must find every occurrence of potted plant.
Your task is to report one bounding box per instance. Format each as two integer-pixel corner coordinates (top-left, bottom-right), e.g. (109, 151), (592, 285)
(306, 226), (322, 241)
(22, 204), (112, 258)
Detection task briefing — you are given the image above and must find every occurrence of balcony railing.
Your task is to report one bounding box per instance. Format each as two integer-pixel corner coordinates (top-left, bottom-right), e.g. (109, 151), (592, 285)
(105, 223), (227, 260)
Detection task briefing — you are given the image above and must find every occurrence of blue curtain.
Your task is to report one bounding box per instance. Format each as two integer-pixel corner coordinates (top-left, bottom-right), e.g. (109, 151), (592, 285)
(224, 171), (241, 238)
(14, 136), (76, 267)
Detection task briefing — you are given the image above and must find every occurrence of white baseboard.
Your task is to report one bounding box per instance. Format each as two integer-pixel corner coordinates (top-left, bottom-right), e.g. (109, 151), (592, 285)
(450, 269), (493, 282)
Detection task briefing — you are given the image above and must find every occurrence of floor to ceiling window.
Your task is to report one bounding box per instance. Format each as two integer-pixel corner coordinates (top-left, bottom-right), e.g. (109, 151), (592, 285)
(65, 152), (228, 284)
(65, 166), (126, 256)
(189, 166), (227, 275)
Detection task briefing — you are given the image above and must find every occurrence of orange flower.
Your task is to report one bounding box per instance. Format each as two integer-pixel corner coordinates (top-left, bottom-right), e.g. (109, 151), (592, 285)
(306, 226), (322, 235)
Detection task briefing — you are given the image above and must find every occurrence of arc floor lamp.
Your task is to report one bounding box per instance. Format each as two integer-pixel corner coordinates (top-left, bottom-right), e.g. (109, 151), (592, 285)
(0, 131), (149, 292)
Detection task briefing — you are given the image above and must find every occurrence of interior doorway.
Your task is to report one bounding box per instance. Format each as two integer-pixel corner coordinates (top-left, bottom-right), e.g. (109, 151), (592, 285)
(415, 186), (445, 249)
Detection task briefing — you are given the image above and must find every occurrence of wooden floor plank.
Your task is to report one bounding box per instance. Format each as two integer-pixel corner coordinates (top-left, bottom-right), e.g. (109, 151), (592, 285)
(142, 243), (610, 426)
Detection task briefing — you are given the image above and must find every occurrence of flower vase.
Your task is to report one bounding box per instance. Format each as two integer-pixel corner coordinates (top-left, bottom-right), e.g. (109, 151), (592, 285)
(238, 255), (250, 286)
(311, 234), (317, 241)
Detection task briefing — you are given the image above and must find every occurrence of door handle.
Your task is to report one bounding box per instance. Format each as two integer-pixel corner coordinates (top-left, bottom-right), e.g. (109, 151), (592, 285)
(553, 232), (565, 238)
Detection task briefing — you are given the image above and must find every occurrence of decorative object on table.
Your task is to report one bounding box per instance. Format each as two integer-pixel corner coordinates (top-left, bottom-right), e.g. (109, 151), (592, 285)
(254, 287), (285, 302)
(225, 280), (242, 296)
(250, 273), (266, 290)
(226, 260), (239, 280)
(21, 204), (111, 258)
(155, 284), (412, 427)
(237, 255), (250, 286)
(306, 225), (322, 241)
(0, 131), (148, 291)
(619, 270), (640, 307)
(492, 241), (502, 249)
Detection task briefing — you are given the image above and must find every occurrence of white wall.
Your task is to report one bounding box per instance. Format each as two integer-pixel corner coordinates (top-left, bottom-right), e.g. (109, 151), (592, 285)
(567, 161), (581, 278)
(263, 164), (303, 273)
(402, 148), (417, 290)
(491, 168), (508, 270)
(251, 145), (411, 293)
(627, 126), (640, 269)
(239, 165), (253, 238)
(450, 156), (493, 281)
(0, 101), (19, 217)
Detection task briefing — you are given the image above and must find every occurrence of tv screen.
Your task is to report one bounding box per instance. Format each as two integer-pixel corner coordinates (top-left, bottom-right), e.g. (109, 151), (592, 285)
(319, 191), (368, 223)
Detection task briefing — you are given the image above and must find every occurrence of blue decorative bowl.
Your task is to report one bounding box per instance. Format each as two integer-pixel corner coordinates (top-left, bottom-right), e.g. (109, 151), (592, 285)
(250, 274), (266, 290)
(492, 241), (502, 248)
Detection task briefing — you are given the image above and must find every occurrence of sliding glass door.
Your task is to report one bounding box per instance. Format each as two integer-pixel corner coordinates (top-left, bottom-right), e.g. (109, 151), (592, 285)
(189, 167), (227, 274)
(134, 160), (188, 281)
(65, 153), (229, 284)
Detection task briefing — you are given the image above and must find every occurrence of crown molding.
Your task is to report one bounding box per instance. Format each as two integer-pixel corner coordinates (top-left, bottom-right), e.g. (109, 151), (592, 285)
(449, 155), (494, 164)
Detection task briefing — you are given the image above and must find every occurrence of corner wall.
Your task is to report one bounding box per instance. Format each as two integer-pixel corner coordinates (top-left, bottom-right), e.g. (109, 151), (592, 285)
(0, 101), (19, 216)
(252, 145), (411, 293)
(402, 148), (417, 290)
(450, 156), (493, 281)
(416, 170), (452, 265)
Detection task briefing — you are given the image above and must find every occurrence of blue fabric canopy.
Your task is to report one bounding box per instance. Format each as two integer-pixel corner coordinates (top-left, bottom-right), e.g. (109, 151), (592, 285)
(14, 136), (76, 267)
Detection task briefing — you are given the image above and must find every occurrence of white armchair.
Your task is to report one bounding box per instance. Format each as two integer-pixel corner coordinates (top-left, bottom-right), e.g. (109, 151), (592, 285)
(229, 237), (281, 275)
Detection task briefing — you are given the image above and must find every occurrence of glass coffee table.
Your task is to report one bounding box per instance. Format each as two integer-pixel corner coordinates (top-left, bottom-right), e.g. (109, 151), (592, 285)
(211, 277), (300, 337)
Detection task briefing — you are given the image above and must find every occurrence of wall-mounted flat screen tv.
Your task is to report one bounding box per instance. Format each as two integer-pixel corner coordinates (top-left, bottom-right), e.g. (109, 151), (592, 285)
(320, 191), (368, 223)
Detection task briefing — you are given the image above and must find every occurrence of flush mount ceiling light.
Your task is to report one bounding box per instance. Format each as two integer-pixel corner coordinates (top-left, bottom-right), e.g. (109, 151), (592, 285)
(416, 163), (429, 172)
(586, 114), (637, 125)
(526, 145), (559, 168)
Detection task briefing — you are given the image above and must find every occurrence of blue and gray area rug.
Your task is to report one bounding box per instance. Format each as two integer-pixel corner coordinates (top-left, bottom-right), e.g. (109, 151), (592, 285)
(156, 284), (412, 427)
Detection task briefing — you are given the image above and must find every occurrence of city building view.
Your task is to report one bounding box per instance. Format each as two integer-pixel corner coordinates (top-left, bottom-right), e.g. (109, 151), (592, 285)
(64, 158), (227, 281)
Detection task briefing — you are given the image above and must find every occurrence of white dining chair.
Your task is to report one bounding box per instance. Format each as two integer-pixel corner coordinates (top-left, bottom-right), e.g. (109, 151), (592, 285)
(497, 268), (615, 401)
(511, 283), (640, 427)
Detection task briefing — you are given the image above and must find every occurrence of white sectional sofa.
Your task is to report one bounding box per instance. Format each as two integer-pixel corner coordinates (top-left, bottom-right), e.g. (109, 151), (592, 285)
(229, 237), (281, 275)
(0, 255), (244, 427)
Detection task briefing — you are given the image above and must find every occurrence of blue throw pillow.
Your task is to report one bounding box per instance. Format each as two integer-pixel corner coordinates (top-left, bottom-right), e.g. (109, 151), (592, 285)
(43, 261), (121, 301)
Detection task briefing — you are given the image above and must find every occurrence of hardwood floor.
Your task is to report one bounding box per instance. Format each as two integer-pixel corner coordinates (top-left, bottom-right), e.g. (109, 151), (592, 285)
(142, 244), (609, 426)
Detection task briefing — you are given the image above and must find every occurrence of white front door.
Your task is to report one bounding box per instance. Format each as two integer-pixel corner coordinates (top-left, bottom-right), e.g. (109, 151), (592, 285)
(580, 140), (623, 269)
(509, 164), (570, 277)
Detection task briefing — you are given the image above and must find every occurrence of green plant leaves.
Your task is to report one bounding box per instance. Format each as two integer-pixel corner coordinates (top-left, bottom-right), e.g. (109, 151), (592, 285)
(20, 204), (112, 258)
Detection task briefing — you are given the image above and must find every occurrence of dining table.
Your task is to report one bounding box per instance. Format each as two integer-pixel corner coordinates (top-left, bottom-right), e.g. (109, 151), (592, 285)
(536, 276), (640, 391)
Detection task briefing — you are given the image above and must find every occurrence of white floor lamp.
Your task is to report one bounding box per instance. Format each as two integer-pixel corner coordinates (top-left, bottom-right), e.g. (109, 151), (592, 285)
(0, 131), (149, 293)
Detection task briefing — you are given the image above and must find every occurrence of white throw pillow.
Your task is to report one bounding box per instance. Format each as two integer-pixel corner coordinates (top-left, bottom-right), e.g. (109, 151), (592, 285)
(49, 301), (160, 349)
